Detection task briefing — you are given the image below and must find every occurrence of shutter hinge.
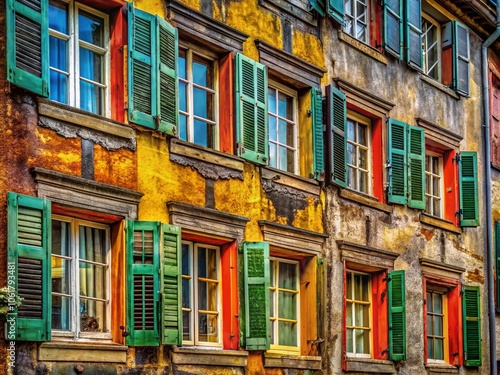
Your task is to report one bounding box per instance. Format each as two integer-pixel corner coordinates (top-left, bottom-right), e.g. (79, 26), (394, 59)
(385, 162), (392, 169)
(307, 109), (312, 117)
(453, 153), (461, 163)
(455, 209), (463, 217)
(120, 325), (129, 337)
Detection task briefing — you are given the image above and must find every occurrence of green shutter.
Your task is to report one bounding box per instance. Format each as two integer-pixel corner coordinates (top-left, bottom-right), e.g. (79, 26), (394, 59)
(157, 17), (178, 135)
(496, 222), (500, 312)
(242, 242), (270, 350)
(384, 0), (403, 59)
(405, 0), (422, 69)
(312, 88), (324, 181)
(462, 286), (481, 366)
(310, 0), (326, 17)
(452, 21), (470, 96)
(388, 270), (406, 361)
(7, 192), (51, 341)
(161, 224), (182, 345)
(327, 85), (347, 187)
(407, 125), (425, 209)
(6, 0), (49, 96)
(388, 119), (407, 204)
(235, 53), (268, 165)
(327, 0), (344, 24)
(126, 220), (161, 346)
(459, 151), (479, 227)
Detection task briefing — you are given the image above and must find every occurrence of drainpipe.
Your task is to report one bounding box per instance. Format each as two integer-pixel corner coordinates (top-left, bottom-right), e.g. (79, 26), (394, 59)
(482, 2), (500, 373)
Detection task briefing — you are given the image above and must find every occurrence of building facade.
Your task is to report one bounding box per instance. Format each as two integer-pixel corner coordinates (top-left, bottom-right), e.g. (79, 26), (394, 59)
(0, 0), (497, 374)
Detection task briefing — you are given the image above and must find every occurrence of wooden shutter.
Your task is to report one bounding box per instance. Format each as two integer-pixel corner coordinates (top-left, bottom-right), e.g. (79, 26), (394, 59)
(496, 221), (500, 312)
(384, 0), (403, 59)
(312, 88), (325, 181)
(405, 0), (422, 69)
(388, 270), (406, 361)
(6, 0), (49, 96)
(326, 85), (347, 187)
(126, 221), (160, 346)
(310, 0), (326, 17)
(128, 3), (156, 129)
(161, 224), (182, 345)
(242, 241), (270, 350)
(235, 53), (268, 165)
(459, 151), (479, 227)
(453, 21), (470, 96)
(157, 17), (178, 135)
(462, 286), (481, 366)
(407, 125), (425, 209)
(388, 119), (407, 204)
(327, 0), (344, 24)
(7, 192), (51, 341)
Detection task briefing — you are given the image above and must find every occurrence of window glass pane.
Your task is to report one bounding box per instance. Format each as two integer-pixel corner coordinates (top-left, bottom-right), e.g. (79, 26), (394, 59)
(347, 143), (356, 165)
(346, 328), (354, 352)
(269, 143), (277, 169)
(179, 114), (187, 141)
(359, 149), (367, 169)
(52, 220), (71, 256)
(79, 48), (103, 83)
(78, 10), (104, 47)
(355, 329), (369, 354)
(278, 291), (297, 320)
(435, 338), (444, 360)
(79, 226), (107, 263)
(346, 302), (353, 326)
(278, 119), (288, 144)
(80, 80), (103, 115)
(198, 313), (218, 342)
(50, 37), (68, 71)
(193, 88), (208, 118)
(347, 120), (355, 141)
(269, 115), (277, 142)
(279, 146), (288, 172)
(193, 119), (210, 147)
(178, 50), (187, 79)
(433, 293), (442, 313)
(347, 272), (353, 299)
(52, 295), (71, 330)
(428, 337), (434, 359)
(268, 88), (277, 114)
(358, 123), (367, 146)
(193, 56), (212, 88)
(179, 81), (187, 112)
(182, 310), (190, 340)
(49, 2), (68, 33)
(80, 299), (108, 332)
(278, 321), (297, 346)
(278, 262), (297, 290)
(359, 171), (368, 193)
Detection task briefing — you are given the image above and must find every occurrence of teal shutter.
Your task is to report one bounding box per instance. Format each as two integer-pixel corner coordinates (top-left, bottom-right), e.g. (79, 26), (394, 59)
(452, 21), (470, 96)
(462, 286), (481, 366)
(310, 0), (326, 17)
(157, 17), (179, 135)
(459, 151), (479, 227)
(6, 0), (49, 96)
(235, 53), (268, 165)
(384, 0), (403, 59)
(242, 242), (270, 350)
(161, 224), (182, 345)
(496, 222), (500, 312)
(407, 125), (425, 209)
(312, 88), (325, 181)
(327, 85), (347, 187)
(327, 0), (344, 24)
(128, 3), (156, 129)
(7, 192), (51, 341)
(126, 221), (161, 346)
(405, 0), (422, 69)
(388, 270), (406, 361)
(388, 119), (407, 204)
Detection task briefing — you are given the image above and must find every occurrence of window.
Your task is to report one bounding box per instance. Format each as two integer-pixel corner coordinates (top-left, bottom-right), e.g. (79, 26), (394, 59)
(346, 113), (371, 194)
(181, 241), (221, 347)
(426, 289), (446, 362)
(268, 83), (298, 173)
(343, 0), (369, 44)
(425, 153), (443, 218)
(178, 47), (218, 148)
(49, 1), (109, 116)
(422, 15), (441, 81)
(51, 216), (111, 339)
(345, 270), (371, 357)
(269, 257), (300, 353)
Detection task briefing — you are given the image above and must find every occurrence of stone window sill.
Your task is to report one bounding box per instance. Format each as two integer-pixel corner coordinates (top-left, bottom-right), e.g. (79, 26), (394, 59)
(419, 74), (460, 99)
(169, 138), (244, 173)
(264, 352), (321, 370)
(425, 362), (460, 374)
(344, 357), (394, 373)
(420, 213), (461, 234)
(261, 167), (321, 195)
(172, 347), (248, 367)
(39, 341), (127, 363)
(339, 188), (393, 214)
(338, 31), (388, 65)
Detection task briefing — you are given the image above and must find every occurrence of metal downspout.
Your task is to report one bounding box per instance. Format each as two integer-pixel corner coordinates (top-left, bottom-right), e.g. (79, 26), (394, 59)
(482, 3), (500, 373)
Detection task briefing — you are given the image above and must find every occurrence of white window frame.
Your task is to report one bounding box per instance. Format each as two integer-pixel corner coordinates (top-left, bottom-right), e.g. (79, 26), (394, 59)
(51, 215), (111, 341)
(346, 111), (371, 195)
(267, 81), (299, 174)
(269, 257), (300, 355)
(178, 43), (219, 150)
(346, 270), (372, 358)
(425, 151), (444, 218)
(426, 289), (448, 363)
(343, 0), (369, 44)
(422, 13), (442, 82)
(49, 0), (110, 117)
(181, 241), (222, 348)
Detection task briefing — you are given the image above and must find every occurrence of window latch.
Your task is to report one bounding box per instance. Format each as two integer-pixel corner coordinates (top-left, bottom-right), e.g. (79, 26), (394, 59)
(120, 325), (129, 337)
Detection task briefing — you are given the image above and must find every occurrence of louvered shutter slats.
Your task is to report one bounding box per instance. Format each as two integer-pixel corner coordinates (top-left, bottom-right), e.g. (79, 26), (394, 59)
(453, 21), (470, 96)
(406, 0), (422, 69)
(312, 88), (325, 180)
(384, 0), (403, 59)
(496, 222), (500, 312)
(327, 85), (347, 187)
(459, 151), (479, 226)
(463, 286), (481, 366)
(388, 270), (406, 360)
(328, 0), (344, 24)
(408, 126), (425, 209)
(388, 119), (407, 204)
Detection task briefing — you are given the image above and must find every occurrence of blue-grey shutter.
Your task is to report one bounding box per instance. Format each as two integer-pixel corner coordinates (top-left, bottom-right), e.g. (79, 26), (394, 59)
(405, 0), (422, 69)
(326, 85), (347, 187)
(452, 21), (470, 96)
(328, 0), (344, 24)
(384, 0), (403, 59)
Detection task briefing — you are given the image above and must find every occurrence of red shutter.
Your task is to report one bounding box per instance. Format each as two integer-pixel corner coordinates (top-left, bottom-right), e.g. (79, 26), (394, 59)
(372, 271), (388, 359)
(221, 241), (239, 350)
(219, 53), (234, 154)
(110, 5), (126, 122)
(423, 279), (428, 363)
(491, 73), (500, 168)
(443, 149), (459, 225)
(448, 285), (462, 366)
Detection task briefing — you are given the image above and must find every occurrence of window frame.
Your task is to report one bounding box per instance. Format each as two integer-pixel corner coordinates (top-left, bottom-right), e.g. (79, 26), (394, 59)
(425, 288), (448, 363)
(343, 0), (370, 45)
(269, 256), (301, 355)
(178, 42), (220, 149)
(181, 240), (222, 348)
(425, 151), (444, 219)
(421, 13), (442, 82)
(51, 214), (112, 341)
(267, 80), (299, 175)
(346, 110), (372, 195)
(48, 0), (111, 117)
